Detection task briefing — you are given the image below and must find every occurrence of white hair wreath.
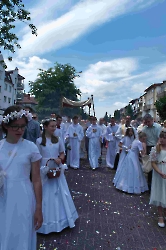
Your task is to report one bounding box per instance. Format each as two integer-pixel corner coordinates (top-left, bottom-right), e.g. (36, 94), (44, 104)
(0, 109), (32, 125)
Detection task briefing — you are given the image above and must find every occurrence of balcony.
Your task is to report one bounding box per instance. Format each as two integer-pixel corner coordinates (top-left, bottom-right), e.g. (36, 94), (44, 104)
(157, 90), (166, 99)
(17, 91), (24, 100)
(17, 81), (24, 90)
(144, 104), (152, 111)
(138, 99), (143, 103)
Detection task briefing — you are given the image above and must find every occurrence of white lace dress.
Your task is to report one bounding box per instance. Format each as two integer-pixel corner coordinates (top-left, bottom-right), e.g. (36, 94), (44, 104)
(36, 137), (78, 234)
(149, 147), (166, 207)
(86, 125), (102, 169)
(0, 139), (42, 250)
(113, 135), (135, 184)
(113, 139), (148, 194)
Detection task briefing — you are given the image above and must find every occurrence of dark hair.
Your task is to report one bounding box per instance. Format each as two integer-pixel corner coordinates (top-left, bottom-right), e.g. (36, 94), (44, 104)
(125, 127), (135, 139)
(56, 115), (62, 120)
(159, 130), (166, 138)
(72, 115), (78, 120)
(143, 113), (153, 120)
(2, 105), (28, 134)
(24, 106), (34, 113)
(40, 119), (58, 146)
(156, 130), (166, 153)
(92, 116), (97, 121)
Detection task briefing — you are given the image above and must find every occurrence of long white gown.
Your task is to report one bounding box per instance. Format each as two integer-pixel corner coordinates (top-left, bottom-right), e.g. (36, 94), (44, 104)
(36, 137), (78, 234)
(113, 139), (148, 194)
(105, 124), (119, 169)
(150, 147), (166, 207)
(113, 135), (135, 181)
(0, 139), (42, 250)
(65, 123), (84, 169)
(86, 125), (102, 169)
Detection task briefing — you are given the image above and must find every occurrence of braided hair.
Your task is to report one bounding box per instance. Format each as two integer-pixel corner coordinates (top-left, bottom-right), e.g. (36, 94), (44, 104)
(40, 119), (59, 146)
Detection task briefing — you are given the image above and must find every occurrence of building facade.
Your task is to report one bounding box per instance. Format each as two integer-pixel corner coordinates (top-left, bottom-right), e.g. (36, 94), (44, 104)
(17, 93), (38, 110)
(0, 53), (25, 115)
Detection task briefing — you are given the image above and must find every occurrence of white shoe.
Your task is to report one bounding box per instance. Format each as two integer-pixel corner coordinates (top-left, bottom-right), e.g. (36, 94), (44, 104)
(158, 217), (165, 228)
(158, 222), (165, 228)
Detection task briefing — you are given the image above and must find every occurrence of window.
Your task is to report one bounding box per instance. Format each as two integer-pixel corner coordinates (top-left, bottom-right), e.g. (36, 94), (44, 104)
(15, 89), (16, 94)
(0, 86), (1, 93)
(4, 96), (6, 102)
(4, 83), (7, 91)
(0, 70), (3, 80)
(8, 97), (11, 104)
(9, 85), (12, 92)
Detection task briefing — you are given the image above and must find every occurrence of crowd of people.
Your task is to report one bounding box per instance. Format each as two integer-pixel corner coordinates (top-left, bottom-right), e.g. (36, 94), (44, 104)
(0, 105), (166, 249)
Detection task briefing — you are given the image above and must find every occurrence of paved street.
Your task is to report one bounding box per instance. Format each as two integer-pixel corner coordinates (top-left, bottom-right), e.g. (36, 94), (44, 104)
(37, 154), (166, 250)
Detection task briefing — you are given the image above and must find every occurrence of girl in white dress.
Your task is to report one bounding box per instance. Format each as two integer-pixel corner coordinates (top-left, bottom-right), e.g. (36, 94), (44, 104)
(36, 119), (78, 234)
(0, 105), (43, 250)
(113, 127), (135, 183)
(113, 132), (148, 194)
(86, 116), (102, 170)
(149, 130), (166, 228)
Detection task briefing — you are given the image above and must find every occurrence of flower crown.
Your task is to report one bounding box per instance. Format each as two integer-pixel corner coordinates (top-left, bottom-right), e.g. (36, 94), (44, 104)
(161, 128), (166, 133)
(41, 118), (56, 125)
(0, 109), (32, 125)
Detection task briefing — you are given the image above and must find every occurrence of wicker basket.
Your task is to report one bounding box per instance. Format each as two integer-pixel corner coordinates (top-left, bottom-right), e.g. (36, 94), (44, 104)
(46, 158), (61, 179)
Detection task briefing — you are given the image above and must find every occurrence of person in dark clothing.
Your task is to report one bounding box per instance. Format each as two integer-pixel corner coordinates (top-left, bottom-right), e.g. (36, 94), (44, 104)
(23, 106), (40, 143)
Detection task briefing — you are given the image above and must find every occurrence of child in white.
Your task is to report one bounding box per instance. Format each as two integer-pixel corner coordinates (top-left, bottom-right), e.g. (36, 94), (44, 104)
(0, 105), (43, 250)
(36, 119), (78, 234)
(149, 130), (166, 228)
(86, 117), (102, 169)
(65, 116), (84, 169)
(113, 127), (135, 182)
(114, 132), (148, 194)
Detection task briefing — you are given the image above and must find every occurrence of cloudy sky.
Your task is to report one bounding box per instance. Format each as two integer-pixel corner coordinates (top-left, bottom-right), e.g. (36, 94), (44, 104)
(2, 0), (166, 118)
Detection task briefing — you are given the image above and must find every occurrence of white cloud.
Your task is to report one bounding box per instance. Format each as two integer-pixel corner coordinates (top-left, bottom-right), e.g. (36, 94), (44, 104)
(29, 0), (72, 25)
(6, 56), (51, 89)
(75, 57), (138, 100)
(74, 58), (166, 118)
(18, 0), (158, 57)
(131, 82), (147, 93)
(114, 101), (128, 107)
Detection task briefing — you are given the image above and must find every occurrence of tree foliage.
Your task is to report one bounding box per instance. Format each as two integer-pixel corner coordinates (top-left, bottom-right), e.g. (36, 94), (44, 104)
(155, 96), (166, 121)
(125, 104), (134, 119)
(29, 63), (87, 119)
(114, 109), (120, 122)
(104, 112), (109, 123)
(0, 0), (37, 64)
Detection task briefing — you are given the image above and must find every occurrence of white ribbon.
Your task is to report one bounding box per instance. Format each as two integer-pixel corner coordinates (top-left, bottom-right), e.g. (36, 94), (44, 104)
(0, 139), (21, 196)
(0, 170), (6, 189)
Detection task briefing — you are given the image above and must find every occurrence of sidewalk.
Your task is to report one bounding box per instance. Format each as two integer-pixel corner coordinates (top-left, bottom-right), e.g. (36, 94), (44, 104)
(37, 156), (166, 250)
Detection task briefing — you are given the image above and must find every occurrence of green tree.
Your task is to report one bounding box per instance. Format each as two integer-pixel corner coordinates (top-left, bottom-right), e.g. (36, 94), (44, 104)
(29, 63), (87, 119)
(125, 104), (134, 119)
(0, 0), (37, 64)
(104, 112), (109, 124)
(114, 109), (120, 122)
(155, 97), (166, 121)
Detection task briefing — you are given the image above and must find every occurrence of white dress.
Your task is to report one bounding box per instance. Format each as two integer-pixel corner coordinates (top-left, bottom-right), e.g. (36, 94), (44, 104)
(36, 137), (78, 234)
(113, 139), (148, 194)
(105, 124), (119, 169)
(150, 147), (166, 207)
(65, 123), (84, 169)
(113, 135), (135, 177)
(0, 139), (42, 250)
(86, 125), (102, 169)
